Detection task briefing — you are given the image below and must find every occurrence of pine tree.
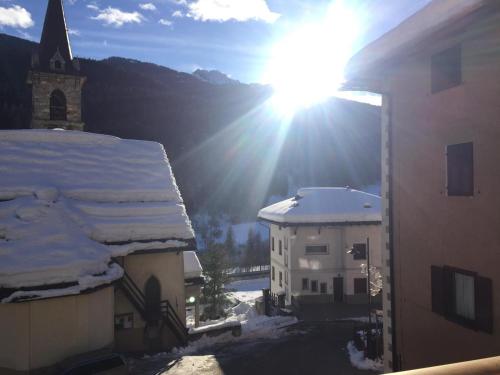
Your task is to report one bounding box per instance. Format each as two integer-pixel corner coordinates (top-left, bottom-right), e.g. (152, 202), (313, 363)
(224, 226), (237, 265)
(243, 228), (257, 266)
(207, 214), (223, 248)
(254, 230), (267, 265)
(200, 244), (229, 319)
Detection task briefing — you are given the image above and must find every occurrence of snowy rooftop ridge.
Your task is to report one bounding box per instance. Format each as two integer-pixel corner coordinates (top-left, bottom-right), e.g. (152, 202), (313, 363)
(258, 187), (381, 225)
(0, 130), (195, 299)
(183, 251), (203, 279)
(0, 129), (184, 203)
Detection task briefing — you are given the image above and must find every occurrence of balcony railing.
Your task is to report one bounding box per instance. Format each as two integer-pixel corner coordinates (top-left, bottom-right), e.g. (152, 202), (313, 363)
(393, 356), (500, 375)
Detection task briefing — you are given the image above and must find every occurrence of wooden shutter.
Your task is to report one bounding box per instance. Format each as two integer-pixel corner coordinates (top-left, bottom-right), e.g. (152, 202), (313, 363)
(447, 143), (473, 196)
(443, 266), (455, 316)
(431, 266), (445, 315)
(475, 276), (493, 334)
(431, 45), (462, 93)
(354, 278), (368, 294)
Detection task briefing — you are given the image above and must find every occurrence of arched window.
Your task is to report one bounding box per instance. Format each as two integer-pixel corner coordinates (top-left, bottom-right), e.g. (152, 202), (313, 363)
(145, 276), (162, 322)
(50, 90), (67, 121)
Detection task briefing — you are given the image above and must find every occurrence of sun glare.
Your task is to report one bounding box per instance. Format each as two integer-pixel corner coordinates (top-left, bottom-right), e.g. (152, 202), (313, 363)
(264, 1), (360, 115)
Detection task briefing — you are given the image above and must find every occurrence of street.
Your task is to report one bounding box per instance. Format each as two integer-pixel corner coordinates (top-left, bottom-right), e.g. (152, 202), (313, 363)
(130, 321), (378, 375)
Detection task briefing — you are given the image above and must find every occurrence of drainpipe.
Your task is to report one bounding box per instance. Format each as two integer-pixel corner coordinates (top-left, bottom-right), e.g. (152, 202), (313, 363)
(382, 92), (398, 371)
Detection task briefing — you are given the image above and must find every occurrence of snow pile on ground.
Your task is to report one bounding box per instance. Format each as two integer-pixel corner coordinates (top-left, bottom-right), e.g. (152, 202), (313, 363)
(178, 277), (296, 355)
(225, 276), (269, 302)
(258, 187), (381, 224)
(347, 341), (383, 372)
(0, 130), (194, 299)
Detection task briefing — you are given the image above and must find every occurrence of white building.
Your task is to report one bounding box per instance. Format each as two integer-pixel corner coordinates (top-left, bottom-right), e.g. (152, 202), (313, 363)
(258, 187), (382, 306)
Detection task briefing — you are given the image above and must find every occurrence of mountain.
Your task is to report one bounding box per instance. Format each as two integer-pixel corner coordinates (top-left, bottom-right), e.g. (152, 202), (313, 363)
(0, 33), (381, 219)
(192, 69), (240, 85)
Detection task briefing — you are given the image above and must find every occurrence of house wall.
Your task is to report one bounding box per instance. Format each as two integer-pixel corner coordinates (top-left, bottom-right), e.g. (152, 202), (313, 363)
(114, 251), (186, 352)
(269, 225), (290, 301)
(269, 223), (381, 306)
(0, 286), (114, 373)
(386, 12), (500, 370)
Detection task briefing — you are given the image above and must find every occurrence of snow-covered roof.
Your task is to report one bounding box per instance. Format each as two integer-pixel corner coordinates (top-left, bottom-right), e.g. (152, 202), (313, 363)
(345, 0), (488, 85)
(183, 251), (203, 279)
(0, 130), (195, 301)
(258, 187), (381, 225)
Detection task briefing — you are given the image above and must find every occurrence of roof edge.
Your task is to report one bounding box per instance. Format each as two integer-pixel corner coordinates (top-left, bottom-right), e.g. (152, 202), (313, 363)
(344, 0), (492, 88)
(258, 218), (382, 227)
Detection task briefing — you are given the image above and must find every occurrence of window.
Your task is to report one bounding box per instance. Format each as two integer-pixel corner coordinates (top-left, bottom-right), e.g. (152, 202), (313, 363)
(305, 245), (328, 254)
(354, 278), (368, 294)
(302, 278), (309, 291)
(284, 237), (288, 250)
(431, 45), (462, 93)
(284, 251), (288, 267)
(311, 280), (318, 293)
(320, 282), (327, 294)
(279, 240), (282, 255)
(49, 89), (67, 121)
(285, 271), (288, 285)
(431, 266), (493, 333)
(352, 243), (367, 260)
(114, 313), (133, 330)
(279, 271), (283, 287)
(272, 237), (275, 251)
(272, 266), (275, 281)
(447, 142), (473, 196)
(455, 272), (475, 320)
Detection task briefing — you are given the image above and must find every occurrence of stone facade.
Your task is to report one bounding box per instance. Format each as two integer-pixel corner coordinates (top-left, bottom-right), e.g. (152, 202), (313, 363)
(27, 70), (86, 131)
(27, 0), (86, 131)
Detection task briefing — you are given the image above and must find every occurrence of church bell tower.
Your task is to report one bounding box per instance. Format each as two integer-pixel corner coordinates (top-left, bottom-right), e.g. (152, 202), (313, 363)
(27, 0), (86, 131)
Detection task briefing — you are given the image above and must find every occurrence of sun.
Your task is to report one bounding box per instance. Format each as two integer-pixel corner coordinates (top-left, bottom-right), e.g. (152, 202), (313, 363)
(264, 1), (360, 116)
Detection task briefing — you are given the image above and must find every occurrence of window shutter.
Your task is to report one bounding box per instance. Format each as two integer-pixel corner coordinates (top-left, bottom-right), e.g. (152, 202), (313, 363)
(431, 266), (445, 315)
(443, 266), (455, 316)
(475, 276), (493, 334)
(447, 143), (473, 196)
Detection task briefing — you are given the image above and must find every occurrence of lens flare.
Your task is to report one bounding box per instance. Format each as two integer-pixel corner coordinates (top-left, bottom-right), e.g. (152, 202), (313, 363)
(264, 1), (360, 116)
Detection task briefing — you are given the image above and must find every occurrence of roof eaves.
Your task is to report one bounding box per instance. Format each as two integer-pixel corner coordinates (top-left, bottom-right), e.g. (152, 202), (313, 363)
(343, 0), (491, 91)
(258, 217), (382, 227)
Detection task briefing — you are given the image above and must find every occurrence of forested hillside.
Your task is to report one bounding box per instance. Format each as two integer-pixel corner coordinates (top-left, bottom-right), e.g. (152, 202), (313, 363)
(0, 33), (381, 219)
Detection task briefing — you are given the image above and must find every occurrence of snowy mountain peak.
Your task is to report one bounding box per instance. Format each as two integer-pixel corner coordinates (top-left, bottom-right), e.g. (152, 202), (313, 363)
(192, 69), (240, 85)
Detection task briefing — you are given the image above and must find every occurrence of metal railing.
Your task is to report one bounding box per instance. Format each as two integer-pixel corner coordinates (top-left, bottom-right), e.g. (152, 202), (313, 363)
(227, 265), (270, 276)
(120, 272), (146, 318)
(161, 299), (188, 344)
(119, 271), (187, 344)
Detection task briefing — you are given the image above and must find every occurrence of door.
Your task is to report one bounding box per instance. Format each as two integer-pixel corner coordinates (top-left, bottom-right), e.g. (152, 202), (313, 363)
(145, 276), (162, 322)
(333, 277), (344, 303)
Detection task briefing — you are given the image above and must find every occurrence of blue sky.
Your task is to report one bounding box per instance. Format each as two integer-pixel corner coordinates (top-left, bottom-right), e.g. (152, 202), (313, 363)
(0, 0), (431, 83)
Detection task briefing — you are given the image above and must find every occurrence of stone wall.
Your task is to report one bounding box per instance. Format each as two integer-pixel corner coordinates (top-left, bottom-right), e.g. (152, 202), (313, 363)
(27, 71), (86, 131)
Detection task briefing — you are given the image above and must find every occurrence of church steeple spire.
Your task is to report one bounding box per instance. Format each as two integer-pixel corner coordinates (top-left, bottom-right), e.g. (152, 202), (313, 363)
(36, 0), (75, 73)
(27, 0), (86, 131)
